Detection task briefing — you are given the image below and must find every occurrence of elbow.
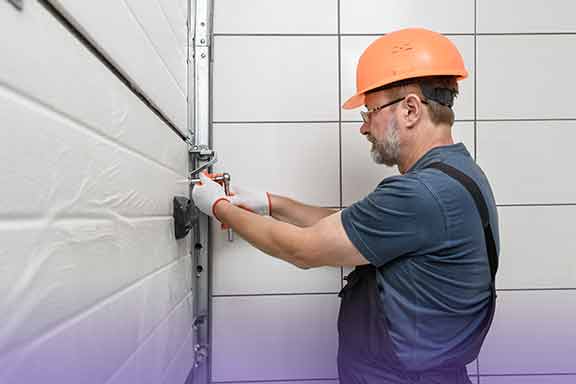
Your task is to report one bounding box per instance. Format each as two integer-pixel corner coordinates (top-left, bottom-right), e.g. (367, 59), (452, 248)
(291, 252), (313, 270)
(291, 249), (322, 270)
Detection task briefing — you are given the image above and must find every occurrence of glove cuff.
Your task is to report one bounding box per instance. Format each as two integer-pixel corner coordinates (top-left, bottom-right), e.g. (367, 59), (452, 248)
(266, 192), (272, 216)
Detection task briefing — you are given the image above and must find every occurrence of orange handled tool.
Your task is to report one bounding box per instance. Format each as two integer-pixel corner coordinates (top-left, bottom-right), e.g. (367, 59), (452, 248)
(191, 172), (234, 241)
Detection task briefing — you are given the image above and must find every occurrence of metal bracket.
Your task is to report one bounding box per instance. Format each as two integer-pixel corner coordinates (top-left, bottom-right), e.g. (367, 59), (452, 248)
(188, 145), (217, 177)
(6, 0), (23, 11)
(187, 0), (214, 382)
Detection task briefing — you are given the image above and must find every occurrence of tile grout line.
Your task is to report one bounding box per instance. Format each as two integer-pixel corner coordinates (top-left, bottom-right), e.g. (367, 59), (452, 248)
(213, 118), (576, 124)
(474, 8), (481, 381)
(337, 0), (344, 290)
(212, 288), (576, 298)
(474, 0), (478, 163)
(214, 32), (576, 37)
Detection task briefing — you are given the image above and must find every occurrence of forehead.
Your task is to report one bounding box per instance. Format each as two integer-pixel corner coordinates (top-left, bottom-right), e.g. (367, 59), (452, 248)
(364, 88), (396, 108)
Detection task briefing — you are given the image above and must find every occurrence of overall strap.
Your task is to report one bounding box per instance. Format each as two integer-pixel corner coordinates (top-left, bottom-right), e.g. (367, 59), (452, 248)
(425, 162), (498, 282)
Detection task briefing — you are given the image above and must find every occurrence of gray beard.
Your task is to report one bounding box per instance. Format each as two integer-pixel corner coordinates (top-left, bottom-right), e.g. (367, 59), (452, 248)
(370, 117), (400, 166)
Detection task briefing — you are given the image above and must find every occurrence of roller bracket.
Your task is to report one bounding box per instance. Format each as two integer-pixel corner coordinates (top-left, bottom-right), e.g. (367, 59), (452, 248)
(173, 196), (196, 239)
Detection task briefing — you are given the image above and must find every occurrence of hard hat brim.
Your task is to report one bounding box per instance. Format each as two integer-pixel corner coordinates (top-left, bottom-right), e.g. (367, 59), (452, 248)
(342, 93), (365, 110)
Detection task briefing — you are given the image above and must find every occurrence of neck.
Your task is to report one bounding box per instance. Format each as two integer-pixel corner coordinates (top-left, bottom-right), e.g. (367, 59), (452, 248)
(397, 125), (454, 174)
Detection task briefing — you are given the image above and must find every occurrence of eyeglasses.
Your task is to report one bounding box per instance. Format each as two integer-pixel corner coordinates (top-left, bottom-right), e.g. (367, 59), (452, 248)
(360, 97), (406, 123)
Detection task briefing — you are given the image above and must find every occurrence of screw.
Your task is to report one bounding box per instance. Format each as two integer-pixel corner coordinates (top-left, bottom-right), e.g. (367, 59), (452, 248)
(200, 39), (206, 44)
(201, 22), (205, 27)
(201, 53), (206, 59)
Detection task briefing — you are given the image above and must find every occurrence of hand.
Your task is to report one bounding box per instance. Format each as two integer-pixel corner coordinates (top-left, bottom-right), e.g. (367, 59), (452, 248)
(192, 172), (230, 220)
(230, 185), (271, 216)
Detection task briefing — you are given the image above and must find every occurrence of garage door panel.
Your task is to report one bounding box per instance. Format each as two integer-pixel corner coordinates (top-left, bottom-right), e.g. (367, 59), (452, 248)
(0, 90), (186, 217)
(0, 219), (189, 356)
(157, 0), (189, 49)
(0, 258), (192, 384)
(49, 0), (187, 129)
(106, 294), (194, 384)
(0, 0), (187, 143)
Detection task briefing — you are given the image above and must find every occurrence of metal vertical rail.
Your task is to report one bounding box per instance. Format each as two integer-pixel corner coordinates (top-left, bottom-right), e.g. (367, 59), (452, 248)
(187, 0), (214, 383)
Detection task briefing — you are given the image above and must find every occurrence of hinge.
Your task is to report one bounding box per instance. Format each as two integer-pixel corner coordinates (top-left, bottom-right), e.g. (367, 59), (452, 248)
(6, 0), (23, 11)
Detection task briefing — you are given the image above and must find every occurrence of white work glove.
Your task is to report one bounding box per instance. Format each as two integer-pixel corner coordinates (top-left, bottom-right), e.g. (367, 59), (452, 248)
(229, 185), (271, 216)
(192, 172), (230, 219)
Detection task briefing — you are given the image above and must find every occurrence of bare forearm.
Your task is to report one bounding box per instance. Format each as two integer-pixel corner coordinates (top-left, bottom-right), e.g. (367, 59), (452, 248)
(214, 200), (310, 269)
(270, 194), (338, 227)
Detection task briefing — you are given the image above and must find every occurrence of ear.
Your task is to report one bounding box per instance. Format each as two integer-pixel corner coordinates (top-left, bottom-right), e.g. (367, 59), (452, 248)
(401, 93), (423, 128)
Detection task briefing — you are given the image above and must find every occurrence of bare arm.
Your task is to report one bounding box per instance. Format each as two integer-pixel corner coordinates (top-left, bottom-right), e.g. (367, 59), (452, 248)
(269, 194), (338, 227)
(214, 200), (369, 269)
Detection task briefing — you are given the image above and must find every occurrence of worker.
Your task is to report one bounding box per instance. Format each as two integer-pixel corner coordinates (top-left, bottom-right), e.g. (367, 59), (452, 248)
(192, 28), (499, 384)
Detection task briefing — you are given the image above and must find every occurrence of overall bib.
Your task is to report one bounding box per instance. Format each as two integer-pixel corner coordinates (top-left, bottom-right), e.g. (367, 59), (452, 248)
(337, 163), (498, 384)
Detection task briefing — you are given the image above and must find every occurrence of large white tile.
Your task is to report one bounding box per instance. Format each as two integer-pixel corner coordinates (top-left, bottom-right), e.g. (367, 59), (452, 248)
(478, 0), (576, 33)
(0, 257), (192, 383)
(480, 376), (576, 384)
(212, 221), (341, 295)
(212, 295), (339, 381)
(341, 0), (474, 34)
(214, 0), (337, 34)
(477, 36), (576, 119)
(477, 121), (576, 205)
(213, 123), (340, 206)
(479, 291), (576, 374)
(341, 36), (474, 121)
(497, 206), (576, 289)
(213, 37), (339, 122)
(341, 122), (474, 206)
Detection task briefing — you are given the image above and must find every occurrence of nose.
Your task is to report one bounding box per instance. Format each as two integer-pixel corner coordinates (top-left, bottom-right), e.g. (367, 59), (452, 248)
(359, 121), (369, 136)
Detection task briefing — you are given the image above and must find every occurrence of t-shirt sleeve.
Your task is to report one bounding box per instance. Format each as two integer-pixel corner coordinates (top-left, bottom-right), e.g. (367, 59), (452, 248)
(341, 175), (446, 267)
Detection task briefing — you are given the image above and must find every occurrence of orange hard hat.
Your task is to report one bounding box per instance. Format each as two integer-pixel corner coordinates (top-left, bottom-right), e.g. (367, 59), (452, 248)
(343, 28), (468, 109)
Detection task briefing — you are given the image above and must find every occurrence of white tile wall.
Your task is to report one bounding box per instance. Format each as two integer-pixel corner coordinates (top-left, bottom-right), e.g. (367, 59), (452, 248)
(340, 0), (474, 34)
(477, 121), (576, 205)
(212, 295), (339, 382)
(497, 206), (576, 289)
(212, 221), (341, 295)
(214, 0), (338, 34)
(212, 0), (576, 382)
(213, 123), (340, 206)
(477, 36), (576, 120)
(477, 0), (576, 33)
(341, 36), (475, 121)
(479, 291), (576, 374)
(213, 37), (339, 122)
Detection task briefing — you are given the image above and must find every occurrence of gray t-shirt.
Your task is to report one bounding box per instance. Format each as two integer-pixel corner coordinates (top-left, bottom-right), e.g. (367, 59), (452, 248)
(341, 143), (499, 371)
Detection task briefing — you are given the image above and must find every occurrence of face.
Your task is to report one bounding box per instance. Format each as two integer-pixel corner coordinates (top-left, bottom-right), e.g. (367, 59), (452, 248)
(360, 91), (402, 166)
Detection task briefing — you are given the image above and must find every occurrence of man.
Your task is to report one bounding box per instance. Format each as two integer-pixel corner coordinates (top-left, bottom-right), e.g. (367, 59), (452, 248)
(193, 28), (499, 384)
